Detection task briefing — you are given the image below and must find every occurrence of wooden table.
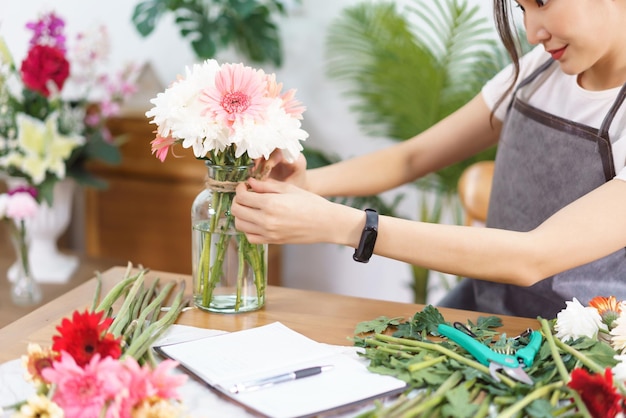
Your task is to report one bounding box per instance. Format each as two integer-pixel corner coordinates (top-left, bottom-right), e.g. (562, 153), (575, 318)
(0, 266), (539, 363)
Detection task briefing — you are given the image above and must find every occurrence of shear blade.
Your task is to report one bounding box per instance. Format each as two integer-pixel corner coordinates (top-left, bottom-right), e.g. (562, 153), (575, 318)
(489, 362), (533, 385)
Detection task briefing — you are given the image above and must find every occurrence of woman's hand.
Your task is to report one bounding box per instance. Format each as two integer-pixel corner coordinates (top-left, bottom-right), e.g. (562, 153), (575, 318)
(232, 177), (359, 246)
(257, 151), (308, 188)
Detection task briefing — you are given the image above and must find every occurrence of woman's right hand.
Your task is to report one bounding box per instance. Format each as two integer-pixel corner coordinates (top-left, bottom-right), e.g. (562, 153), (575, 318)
(258, 151), (308, 189)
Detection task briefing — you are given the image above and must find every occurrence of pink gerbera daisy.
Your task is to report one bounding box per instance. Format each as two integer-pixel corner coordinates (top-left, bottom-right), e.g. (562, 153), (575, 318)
(200, 63), (270, 129)
(265, 73), (306, 119)
(150, 134), (178, 162)
(42, 352), (128, 418)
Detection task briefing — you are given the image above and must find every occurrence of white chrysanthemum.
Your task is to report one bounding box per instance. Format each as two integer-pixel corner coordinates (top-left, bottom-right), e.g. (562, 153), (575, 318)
(232, 99), (307, 162)
(146, 60), (222, 148)
(266, 101), (308, 162)
(555, 297), (607, 341)
(610, 313), (626, 352)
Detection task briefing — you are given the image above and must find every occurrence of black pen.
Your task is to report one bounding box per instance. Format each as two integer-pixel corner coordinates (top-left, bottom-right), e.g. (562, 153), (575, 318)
(228, 365), (334, 394)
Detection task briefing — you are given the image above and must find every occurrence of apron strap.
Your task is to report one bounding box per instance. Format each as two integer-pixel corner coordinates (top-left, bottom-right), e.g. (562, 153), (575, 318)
(599, 82), (626, 139)
(507, 58), (555, 113)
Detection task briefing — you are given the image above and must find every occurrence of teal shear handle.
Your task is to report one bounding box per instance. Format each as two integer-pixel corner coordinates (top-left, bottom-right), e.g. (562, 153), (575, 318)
(437, 324), (519, 369)
(515, 330), (542, 368)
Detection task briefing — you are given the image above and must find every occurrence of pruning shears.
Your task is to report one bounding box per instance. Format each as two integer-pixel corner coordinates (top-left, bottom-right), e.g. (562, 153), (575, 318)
(437, 323), (542, 385)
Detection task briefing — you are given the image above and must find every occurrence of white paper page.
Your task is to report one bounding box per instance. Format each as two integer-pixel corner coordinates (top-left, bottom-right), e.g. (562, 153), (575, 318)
(157, 322), (338, 384)
(232, 352), (406, 418)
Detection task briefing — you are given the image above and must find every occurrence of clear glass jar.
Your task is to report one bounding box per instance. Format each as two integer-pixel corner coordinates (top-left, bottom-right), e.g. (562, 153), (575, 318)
(9, 220), (42, 306)
(191, 163), (267, 313)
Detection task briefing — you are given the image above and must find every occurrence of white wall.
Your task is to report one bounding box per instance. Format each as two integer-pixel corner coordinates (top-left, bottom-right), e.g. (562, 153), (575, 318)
(0, 0), (492, 304)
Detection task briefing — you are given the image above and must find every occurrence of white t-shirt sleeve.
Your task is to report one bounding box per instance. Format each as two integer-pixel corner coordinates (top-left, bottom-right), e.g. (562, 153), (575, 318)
(481, 45), (552, 121)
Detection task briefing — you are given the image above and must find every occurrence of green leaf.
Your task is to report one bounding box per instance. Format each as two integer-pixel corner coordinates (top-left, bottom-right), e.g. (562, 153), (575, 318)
(130, 0), (292, 66)
(132, 0), (170, 37)
(354, 316), (404, 334)
(412, 304), (447, 335)
(37, 176), (56, 206)
(525, 399), (556, 418)
(442, 385), (479, 418)
(569, 338), (620, 368)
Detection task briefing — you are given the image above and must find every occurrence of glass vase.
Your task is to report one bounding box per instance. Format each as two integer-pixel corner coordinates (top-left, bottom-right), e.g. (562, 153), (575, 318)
(9, 220), (42, 306)
(192, 163), (267, 313)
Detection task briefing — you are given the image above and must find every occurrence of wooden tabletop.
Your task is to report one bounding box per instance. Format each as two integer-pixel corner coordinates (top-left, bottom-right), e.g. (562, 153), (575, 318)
(0, 266), (539, 363)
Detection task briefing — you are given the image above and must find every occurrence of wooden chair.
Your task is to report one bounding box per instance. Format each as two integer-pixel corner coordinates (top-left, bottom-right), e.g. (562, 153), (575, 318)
(457, 161), (495, 226)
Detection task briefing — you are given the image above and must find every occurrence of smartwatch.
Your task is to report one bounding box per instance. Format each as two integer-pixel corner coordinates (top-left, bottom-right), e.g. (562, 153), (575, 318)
(353, 208), (378, 263)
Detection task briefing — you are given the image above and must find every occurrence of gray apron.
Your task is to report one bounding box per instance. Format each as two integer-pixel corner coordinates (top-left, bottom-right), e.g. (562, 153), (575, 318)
(439, 59), (626, 318)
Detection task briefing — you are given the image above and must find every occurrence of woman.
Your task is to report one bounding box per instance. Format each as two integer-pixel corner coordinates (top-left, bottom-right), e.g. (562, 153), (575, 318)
(231, 0), (626, 318)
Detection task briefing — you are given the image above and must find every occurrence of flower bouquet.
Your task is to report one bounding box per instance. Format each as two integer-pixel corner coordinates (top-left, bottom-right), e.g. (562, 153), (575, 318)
(353, 297), (626, 417)
(0, 11), (138, 203)
(0, 11), (138, 285)
(146, 60), (308, 313)
(1, 263), (190, 418)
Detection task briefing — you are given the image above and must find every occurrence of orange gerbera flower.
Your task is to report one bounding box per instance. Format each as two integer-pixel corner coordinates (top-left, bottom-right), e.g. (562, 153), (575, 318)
(589, 296), (622, 329)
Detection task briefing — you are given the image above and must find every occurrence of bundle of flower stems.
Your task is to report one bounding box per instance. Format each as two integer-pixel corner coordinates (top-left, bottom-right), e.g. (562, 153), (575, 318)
(92, 263), (188, 365)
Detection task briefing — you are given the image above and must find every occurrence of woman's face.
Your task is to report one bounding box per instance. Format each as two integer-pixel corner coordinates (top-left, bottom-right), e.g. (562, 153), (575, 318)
(514, 0), (626, 85)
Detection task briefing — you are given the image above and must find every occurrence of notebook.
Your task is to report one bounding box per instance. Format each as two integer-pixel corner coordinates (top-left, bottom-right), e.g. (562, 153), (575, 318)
(154, 322), (407, 418)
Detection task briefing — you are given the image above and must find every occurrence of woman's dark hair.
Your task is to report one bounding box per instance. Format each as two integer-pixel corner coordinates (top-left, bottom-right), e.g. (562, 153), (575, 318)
(492, 0), (522, 113)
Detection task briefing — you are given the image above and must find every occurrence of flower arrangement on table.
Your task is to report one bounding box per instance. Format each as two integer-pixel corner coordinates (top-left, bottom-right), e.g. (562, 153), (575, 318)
(1, 264), (190, 418)
(146, 60), (308, 312)
(0, 11), (138, 205)
(354, 296), (626, 418)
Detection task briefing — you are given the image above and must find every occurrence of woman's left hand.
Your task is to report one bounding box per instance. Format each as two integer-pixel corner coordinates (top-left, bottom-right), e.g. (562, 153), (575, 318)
(232, 177), (355, 246)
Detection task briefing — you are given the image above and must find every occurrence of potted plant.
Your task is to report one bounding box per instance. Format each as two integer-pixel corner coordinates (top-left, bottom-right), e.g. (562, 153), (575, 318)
(325, 0), (530, 302)
(131, 0), (299, 67)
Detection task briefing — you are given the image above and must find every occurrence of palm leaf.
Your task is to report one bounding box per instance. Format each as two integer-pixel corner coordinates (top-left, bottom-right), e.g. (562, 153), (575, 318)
(326, 0), (505, 195)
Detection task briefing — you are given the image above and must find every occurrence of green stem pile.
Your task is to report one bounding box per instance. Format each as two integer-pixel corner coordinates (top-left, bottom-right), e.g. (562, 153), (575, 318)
(354, 316), (621, 417)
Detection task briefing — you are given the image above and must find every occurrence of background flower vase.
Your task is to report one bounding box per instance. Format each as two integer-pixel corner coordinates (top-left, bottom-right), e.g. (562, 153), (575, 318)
(6, 177), (78, 284)
(9, 219), (42, 306)
(192, 163), (267, 313)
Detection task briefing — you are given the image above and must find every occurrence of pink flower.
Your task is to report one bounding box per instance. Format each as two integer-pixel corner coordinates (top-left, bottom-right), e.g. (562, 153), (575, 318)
(200, 63), (271, 129)
(265, 73), (306, 119)
(42, 352), (128, 418)
(118, 359), (187, 417)
(148, 360), (187, 399)
(150, 134), (177, 162)
(5, 191), (38, 221)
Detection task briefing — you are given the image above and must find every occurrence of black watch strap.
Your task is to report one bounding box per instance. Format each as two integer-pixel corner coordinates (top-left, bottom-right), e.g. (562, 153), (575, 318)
(353, 208), (378, 263)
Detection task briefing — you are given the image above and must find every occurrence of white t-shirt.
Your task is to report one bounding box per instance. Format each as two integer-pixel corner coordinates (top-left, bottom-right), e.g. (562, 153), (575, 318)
(481, 45), (626, 181)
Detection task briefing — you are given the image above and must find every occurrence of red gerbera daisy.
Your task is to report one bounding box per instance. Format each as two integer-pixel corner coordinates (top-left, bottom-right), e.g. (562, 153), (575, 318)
(51, 310), (122, 367)
(568, 367), (625, 418)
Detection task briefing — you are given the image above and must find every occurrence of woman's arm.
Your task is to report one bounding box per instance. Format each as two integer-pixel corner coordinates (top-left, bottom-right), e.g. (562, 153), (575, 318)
(233, 177), (626, 287)
(306, 93), (502, 197)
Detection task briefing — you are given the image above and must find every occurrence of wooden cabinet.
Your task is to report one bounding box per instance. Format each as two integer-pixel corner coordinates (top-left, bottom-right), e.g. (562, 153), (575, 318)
(84, 115), (282, 285)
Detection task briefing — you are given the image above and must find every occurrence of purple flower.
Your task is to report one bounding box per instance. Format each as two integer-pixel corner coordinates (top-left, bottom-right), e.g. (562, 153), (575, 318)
(26, 12), (67, 51)
(8, 186), (38, 199)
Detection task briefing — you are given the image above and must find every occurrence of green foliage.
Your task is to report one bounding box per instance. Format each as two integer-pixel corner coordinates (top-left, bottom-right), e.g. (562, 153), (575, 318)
(131, 0), (294, 66)
(354, 316), (404, 335)
(353, 307), (613, 417)
(326, 0), (507, 195)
